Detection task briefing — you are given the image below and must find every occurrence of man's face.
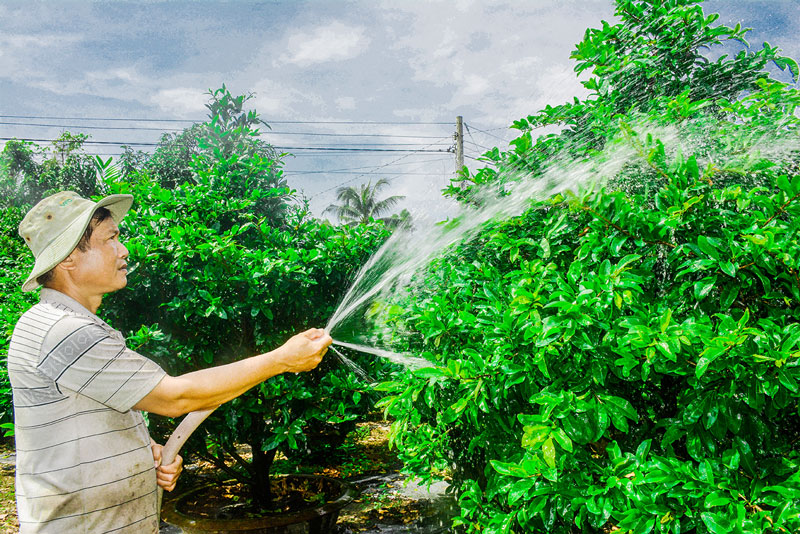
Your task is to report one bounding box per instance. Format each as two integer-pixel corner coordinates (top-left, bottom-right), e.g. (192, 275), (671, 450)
(68, 217), (129, 294)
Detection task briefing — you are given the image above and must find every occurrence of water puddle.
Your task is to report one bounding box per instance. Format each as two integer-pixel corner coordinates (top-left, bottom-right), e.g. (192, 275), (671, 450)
(159, 472), (458, 534)
(337, 473), (458, 534)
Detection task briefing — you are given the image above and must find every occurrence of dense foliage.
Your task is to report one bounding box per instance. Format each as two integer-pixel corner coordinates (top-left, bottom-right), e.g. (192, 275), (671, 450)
(103, 89), (398, 506)
(0, 207), (36, 433)
(378, 1), (800, 533)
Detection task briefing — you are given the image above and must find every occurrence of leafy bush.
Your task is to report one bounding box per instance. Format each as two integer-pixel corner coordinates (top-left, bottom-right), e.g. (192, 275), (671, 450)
(100, 88), (395, 506)
(0, 206), (37, 432)
(377, 1), (800, 533)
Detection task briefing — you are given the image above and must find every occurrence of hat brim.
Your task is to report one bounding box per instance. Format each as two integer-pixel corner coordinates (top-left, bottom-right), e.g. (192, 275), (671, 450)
(21, 194), (134, 292)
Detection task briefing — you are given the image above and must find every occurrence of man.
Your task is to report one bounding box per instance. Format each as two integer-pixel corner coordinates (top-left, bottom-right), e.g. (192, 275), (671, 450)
(8, 191), (332, 534)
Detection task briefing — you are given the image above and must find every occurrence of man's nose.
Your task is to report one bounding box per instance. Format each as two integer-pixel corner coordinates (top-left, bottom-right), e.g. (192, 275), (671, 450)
(120, 242), (129, 259)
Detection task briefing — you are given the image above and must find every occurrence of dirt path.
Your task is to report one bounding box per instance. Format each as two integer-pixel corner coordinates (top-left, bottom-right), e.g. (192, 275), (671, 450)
(0, 443), (18, 534)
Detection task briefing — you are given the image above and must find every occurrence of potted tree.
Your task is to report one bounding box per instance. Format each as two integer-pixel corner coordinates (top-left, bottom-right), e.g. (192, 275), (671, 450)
(102, 88), (395, 532)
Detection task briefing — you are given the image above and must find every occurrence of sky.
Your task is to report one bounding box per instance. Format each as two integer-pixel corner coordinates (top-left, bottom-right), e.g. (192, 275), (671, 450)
(1, 0), (799, 219)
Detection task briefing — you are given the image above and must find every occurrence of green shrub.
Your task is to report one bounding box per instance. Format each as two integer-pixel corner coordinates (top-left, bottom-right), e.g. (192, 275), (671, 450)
(0, 206), (37, 432)
(377, 1), (800, 532)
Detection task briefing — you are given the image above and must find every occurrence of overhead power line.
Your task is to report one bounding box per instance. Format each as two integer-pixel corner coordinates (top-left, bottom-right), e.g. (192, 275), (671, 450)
(309, 135), (454, 199)
(465, 154), (497, 165)
(0, 137), (450, 153)
(464, 123), (512, 144)
(0, 121), (185, 132)
(0, 120), (448, 139)
(288, 171), (442, 176)
(0, 114), (452, 126)
(287, 157), (451, 174)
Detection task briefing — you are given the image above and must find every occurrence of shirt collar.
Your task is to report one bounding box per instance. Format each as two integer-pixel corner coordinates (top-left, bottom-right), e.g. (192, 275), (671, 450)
(40, 288), (99, 321)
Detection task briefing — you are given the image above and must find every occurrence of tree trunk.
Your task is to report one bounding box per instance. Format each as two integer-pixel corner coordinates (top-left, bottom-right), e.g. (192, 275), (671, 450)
(249, 417), (276, 508)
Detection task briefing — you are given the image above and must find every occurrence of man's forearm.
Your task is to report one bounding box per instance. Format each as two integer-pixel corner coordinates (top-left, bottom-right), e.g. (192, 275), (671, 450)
(133, 328), (330, 417)
(134, 347), (289, 417)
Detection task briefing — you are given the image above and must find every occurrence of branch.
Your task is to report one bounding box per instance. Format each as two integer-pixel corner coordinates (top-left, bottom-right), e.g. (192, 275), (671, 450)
(194, 450), (250, 485)
(579, 203), (676, 249)
(759, 191), (800, 228)
(223, 443), (256, 477)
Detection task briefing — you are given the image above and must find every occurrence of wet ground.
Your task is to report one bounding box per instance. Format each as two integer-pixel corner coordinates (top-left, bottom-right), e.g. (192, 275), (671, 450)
(336, 473), (458, 534)
(160, 471), (458, 534)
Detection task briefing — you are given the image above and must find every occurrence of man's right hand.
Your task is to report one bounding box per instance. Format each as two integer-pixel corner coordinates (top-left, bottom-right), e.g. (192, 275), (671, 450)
(277, 328), (332, 373)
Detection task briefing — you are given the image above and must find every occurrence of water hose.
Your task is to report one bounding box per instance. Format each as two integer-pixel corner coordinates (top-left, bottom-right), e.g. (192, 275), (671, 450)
(157, 407), (216, 510)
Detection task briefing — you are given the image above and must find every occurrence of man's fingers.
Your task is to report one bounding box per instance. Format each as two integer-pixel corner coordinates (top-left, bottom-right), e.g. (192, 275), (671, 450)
(158, 454), (183, 474)
(151, 443), (163, 468)
(304, 328), (327, 340)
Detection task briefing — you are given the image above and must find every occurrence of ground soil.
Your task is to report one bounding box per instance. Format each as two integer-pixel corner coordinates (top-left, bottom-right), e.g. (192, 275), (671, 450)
(176, 476), (335, 518)
(164, 420), (428, 530)
(0, 442), (17, 534)
(0, 421), (434, 533)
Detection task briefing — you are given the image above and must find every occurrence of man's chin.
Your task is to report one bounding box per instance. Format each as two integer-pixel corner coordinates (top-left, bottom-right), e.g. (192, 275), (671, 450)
(111, 275), (128, 292)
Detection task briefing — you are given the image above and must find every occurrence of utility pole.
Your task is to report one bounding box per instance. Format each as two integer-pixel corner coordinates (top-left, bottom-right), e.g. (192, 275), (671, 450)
(454, 115), (465, 188)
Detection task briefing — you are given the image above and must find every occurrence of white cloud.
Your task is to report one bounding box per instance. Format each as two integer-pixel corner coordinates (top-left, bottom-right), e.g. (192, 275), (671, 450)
(0, 32), (83, 50)
(150, 87), (209, 116)
(278, 21), (370, 67)
(335, 96), (356, 110)
(461, 74), (490, 96)
(382, 1), (614, 127)
(86, 67), (141, 84)
(250, 78), (325, 118)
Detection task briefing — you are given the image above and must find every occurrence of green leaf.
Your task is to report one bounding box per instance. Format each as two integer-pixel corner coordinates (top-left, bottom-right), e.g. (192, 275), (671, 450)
(542, 437), (556, 468)
(719, 261), (737, 278)
(413, 367), (446, 379)
(701, 512), (732, 534)
(734, 437), (757, 476)
(552, 427), (573, 453)
(698, 236), (719, 259)
(696, 346), (726, 378)
(508, 478), (535, 506)
(490, 460), (528, 478)
(703, 491), (730, 508)
(660, 308), (672, 333)
(777, 369), (798, 393)
(616, 254), (641, 272)
(694, 276), (717, 300)
(522, 425), (551, 448)
(635, 439), (651, 463)
(720, 284), (739, 310)
(598, 394), (639, 422)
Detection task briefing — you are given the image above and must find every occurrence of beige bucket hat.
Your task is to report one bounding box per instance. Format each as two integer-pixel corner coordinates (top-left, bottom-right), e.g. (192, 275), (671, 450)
(18, 191), (134, 292)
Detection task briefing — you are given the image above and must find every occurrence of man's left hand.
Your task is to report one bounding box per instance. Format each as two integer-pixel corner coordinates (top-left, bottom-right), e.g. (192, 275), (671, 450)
(151, 442), (183, 492)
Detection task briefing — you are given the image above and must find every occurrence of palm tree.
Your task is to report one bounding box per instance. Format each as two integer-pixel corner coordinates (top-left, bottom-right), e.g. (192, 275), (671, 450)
(324, 178), (406, 225)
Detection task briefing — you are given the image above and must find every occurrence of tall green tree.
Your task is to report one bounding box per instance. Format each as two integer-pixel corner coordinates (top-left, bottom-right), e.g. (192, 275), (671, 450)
(447, 0), (799, 199)
(324, 178), (406, 225)
(0, 133), (101, 208)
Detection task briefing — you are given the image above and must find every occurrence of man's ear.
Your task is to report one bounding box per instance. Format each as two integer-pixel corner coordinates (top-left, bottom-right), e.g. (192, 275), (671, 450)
(55, 253), (79, 273)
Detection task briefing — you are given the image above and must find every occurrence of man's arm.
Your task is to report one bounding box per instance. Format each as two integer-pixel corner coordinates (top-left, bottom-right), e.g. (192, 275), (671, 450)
(133, 328), (331, 417)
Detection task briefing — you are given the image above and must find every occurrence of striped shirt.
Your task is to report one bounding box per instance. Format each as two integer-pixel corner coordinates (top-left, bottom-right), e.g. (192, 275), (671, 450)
(7, 288), (167, 534)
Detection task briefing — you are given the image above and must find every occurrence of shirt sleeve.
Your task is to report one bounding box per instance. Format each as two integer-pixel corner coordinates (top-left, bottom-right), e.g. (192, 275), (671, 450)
(38, 315), (167, 413)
